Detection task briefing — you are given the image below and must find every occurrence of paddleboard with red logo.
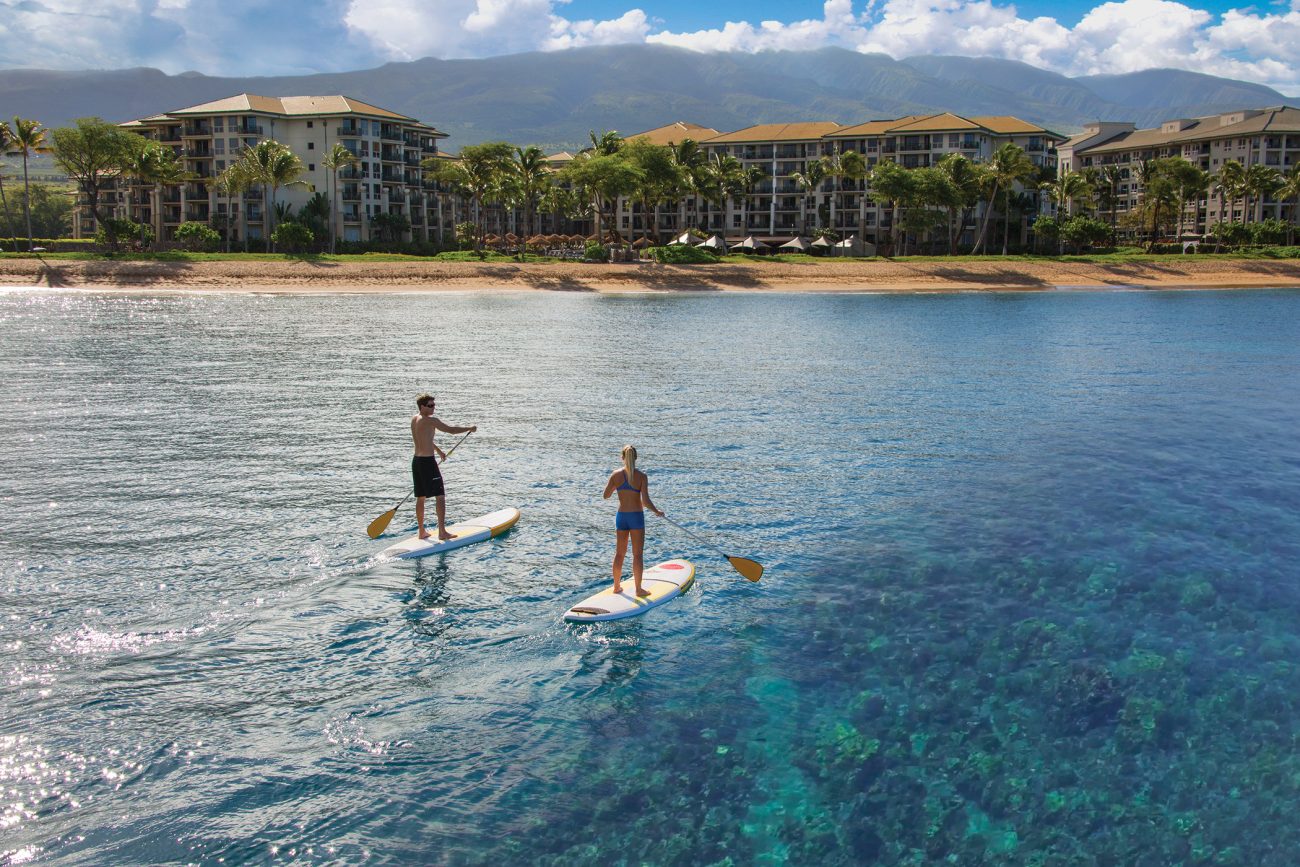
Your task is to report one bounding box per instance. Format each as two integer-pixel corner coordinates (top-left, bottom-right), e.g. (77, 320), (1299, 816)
(563, 559), (696, 623)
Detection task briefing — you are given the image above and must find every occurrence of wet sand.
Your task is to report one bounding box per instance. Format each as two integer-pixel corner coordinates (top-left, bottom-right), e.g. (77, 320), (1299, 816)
(2, 256), (1299, 293)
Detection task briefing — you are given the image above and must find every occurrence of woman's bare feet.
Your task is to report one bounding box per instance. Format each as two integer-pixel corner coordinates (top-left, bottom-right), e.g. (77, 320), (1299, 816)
(613, 584), (623, 594)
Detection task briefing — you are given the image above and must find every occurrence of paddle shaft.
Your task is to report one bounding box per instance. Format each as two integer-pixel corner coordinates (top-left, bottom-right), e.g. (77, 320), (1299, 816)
(659, 513), (729, 562)
(368, 430), (473, 537)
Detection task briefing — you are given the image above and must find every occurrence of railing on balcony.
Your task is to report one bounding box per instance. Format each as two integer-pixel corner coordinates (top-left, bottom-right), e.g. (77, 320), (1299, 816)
(380, 170), (402, 183)
(186, 209), (210, 222)
(236, 123), (264, 136)
(388, 190), (406, 203)
(342, 187), (361, 202)
(337, 124), (362, 137)
(379, 126), (403, 141)
(422, 141), (439, 153)
(185, 147), (212, 157)
(241, 189), (262, 200)
(183, 123), (212, 137)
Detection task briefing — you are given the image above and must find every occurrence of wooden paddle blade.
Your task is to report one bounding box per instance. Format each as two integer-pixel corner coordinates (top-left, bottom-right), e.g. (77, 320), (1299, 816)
(728, 556), (763, 582)
(367, 508), (397, 539)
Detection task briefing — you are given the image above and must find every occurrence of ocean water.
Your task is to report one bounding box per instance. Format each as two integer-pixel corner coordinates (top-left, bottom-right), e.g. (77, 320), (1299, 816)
(2, 287), (1299, 865)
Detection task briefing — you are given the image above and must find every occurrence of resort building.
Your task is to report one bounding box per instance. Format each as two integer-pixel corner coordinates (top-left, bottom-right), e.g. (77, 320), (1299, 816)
(1058, 106), (1300, 237)
(615, 114), (1063, 248)
(74, 94), (448, 244)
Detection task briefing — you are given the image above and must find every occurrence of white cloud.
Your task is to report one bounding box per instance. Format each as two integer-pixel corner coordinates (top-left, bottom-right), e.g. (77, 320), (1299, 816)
(0, 0), (1298, 92)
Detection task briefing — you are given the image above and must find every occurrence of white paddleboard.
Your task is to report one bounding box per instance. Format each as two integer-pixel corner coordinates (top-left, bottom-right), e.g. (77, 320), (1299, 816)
(563, 559), (695, 622)
(379, 507), (520, 559)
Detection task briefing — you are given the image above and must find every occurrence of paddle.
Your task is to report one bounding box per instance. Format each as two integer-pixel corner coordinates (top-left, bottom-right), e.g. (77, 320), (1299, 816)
(365, 431), (473, 539)
(659, 514), (763, 582)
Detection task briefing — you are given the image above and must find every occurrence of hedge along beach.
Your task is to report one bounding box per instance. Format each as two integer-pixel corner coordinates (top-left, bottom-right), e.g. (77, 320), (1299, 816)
(3, 255), (1300, 293)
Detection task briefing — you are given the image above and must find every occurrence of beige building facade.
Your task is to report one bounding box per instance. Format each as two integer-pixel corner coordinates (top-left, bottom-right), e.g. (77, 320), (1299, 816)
(1059, 105), (1300, 236)
(75, 94), (448, 244)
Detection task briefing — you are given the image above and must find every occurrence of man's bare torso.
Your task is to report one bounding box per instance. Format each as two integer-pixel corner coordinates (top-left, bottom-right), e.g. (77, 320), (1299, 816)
(412, 414), (441, 457)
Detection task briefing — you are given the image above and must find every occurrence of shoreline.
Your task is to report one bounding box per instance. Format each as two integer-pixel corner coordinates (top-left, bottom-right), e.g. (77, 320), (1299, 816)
(2, 256), (1299, 294)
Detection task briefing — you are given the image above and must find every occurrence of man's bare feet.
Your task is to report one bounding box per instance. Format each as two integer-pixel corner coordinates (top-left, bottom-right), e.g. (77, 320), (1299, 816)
(418, 530), (431, 540)
(438, 529), (454, 541)
(636, 588), (651, 598)
(613, 584), (623, 594)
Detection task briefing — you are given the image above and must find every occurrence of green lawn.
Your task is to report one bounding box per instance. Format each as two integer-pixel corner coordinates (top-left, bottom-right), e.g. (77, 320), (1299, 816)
(2, 248), (1298, 264)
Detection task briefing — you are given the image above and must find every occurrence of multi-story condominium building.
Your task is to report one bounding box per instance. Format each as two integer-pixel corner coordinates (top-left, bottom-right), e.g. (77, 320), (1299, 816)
(74, 93), (448, 244)
(1059, 106), (1300, 237)
(615, 114), (1063, 248)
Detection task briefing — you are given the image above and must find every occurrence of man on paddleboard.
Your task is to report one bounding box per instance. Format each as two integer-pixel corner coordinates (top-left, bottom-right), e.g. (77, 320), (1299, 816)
(412, 394), (476, 540)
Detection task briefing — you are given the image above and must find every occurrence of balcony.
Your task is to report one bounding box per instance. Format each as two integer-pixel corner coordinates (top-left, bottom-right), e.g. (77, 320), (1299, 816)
(342, 186), (361, 202)
(380, 146), (403, 162)
(241, 189), (262, 201)
(404, 153), (422, 167)
(338, 166), (363, 180)
(380, 169), (402, 183)
(388, 190), (406, 203)
(422, 141), (439, 154)
(185, 208), (210, 222)
(236, 123), (264, 136)
(337, 123), (363, 137)
(183, 122), (212, 137)
(185, 146), (212, 158)
(379, 125), (403, 141)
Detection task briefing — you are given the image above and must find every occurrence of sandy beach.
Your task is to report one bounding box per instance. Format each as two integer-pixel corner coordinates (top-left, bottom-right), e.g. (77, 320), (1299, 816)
(2, 255), (1299, 293)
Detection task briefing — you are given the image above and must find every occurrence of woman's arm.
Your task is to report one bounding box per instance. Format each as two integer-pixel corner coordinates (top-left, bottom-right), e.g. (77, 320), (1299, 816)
(602, 471), (619, 500)
(640, 473), (664, 517)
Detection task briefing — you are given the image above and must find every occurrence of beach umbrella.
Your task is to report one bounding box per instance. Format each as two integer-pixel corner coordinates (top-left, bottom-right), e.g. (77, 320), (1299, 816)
(810, 235), (834, 248)
(735, 235), (769, 252)
(779, 236), (812, 252)
(484, 233), (501, 244)
(526, 234), (545, 245)
(696, 234), (729, 251)
(505, 232), (519, 242)
(669, 232), (695, 246)
(569, 234), (586, 244)
(631, 237), (655, 248)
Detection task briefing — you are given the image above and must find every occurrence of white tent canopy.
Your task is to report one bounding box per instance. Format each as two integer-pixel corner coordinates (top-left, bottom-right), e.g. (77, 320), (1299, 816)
(832, 235), (875, 257)
(779, 236), (811, 251)
(669, 232), (696, 245)
(696, 234), (729, 251)
(810, 235), (834, 248)
(735, 236), (769, 251)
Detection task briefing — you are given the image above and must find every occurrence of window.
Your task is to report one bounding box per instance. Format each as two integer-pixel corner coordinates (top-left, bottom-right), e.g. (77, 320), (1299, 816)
(308, 164), (315, 171)
(213, 117), (223, 131)
(307, 142), (314, 150)
(214, 140), (225, 154)
(229, 137), (238, 150)
(307, 121), (314, 128)
(217, 160), (225, 170)
(948, 134), (959, 148)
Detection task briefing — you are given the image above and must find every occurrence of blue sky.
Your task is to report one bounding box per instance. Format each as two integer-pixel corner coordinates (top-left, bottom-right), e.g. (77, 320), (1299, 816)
(2, 0), (1298, 92)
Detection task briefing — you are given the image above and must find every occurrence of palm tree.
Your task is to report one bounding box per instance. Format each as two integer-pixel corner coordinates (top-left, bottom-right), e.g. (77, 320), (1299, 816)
(423, 142), (513, 252)
(822, 149), (867, 238)
(239, 140), (308, 251)
(935, 153), (984, 253)
(1243, 163), (1281, 223)
(985, 144), (1037, 255)
(0, 120), (16, 251)
(867, 160), (914, 256)
(119, 138), (182, 249)
(669, 139), (708, 231)
(1276, 166), (1300, 246)
(790, 159), (827, 235)
(1042, 170), (1093, 253)
(214, 162), (253, 252)
(322, 143), (358, 254)
(1171, 163), (1211, 239)
(7, 117), (51, 251)
(588, 130), (623, 156)
(1212, 160), (1246, 252)
(512, 145), (552, 246)
(700, 152), (747, 237)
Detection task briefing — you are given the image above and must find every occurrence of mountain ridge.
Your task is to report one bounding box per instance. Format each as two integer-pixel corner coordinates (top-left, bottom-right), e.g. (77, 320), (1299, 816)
(1, 45), (1294, 151)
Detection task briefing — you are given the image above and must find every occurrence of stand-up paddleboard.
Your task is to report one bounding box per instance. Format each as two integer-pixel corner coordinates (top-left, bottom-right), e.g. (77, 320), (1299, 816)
(378, 507), (520, 559)
(563, 559), (695, 623)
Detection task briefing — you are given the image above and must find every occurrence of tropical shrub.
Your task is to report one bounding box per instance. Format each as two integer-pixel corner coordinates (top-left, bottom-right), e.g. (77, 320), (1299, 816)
(1059, 216), (1110, 251)
(1249, 219), (1289, 246)
(174, 221), (221, 252)
(454, 221), (477, 250)
(95, 218), (152, 250)
(584, 242), (608, 261)
(1211, 221), (1250, 247)
(645, 244), (718, 264)
(271, 221), (314, 253)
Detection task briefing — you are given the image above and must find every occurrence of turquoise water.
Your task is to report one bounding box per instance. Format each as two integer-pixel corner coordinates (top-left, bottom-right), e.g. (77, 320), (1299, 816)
(2, 288), (1299, 865)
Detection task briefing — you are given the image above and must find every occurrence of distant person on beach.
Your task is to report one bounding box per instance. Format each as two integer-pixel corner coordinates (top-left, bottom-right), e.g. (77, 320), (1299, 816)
(411, 394), (476, 540)
(602, 444), (664, 597)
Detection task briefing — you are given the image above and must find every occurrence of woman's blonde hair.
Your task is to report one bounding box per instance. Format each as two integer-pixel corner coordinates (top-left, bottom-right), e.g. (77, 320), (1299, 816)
(621, 444), (637, 487)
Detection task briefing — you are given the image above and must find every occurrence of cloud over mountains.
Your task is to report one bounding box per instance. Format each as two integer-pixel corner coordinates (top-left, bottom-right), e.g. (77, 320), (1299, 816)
(1, 0), (1298, 92)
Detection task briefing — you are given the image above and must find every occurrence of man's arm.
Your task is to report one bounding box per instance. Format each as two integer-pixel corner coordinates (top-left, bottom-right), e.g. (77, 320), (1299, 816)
(432, 416), (477, 435)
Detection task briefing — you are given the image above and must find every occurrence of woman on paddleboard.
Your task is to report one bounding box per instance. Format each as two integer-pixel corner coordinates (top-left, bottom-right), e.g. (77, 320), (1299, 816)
(602, 445), (665, 598)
